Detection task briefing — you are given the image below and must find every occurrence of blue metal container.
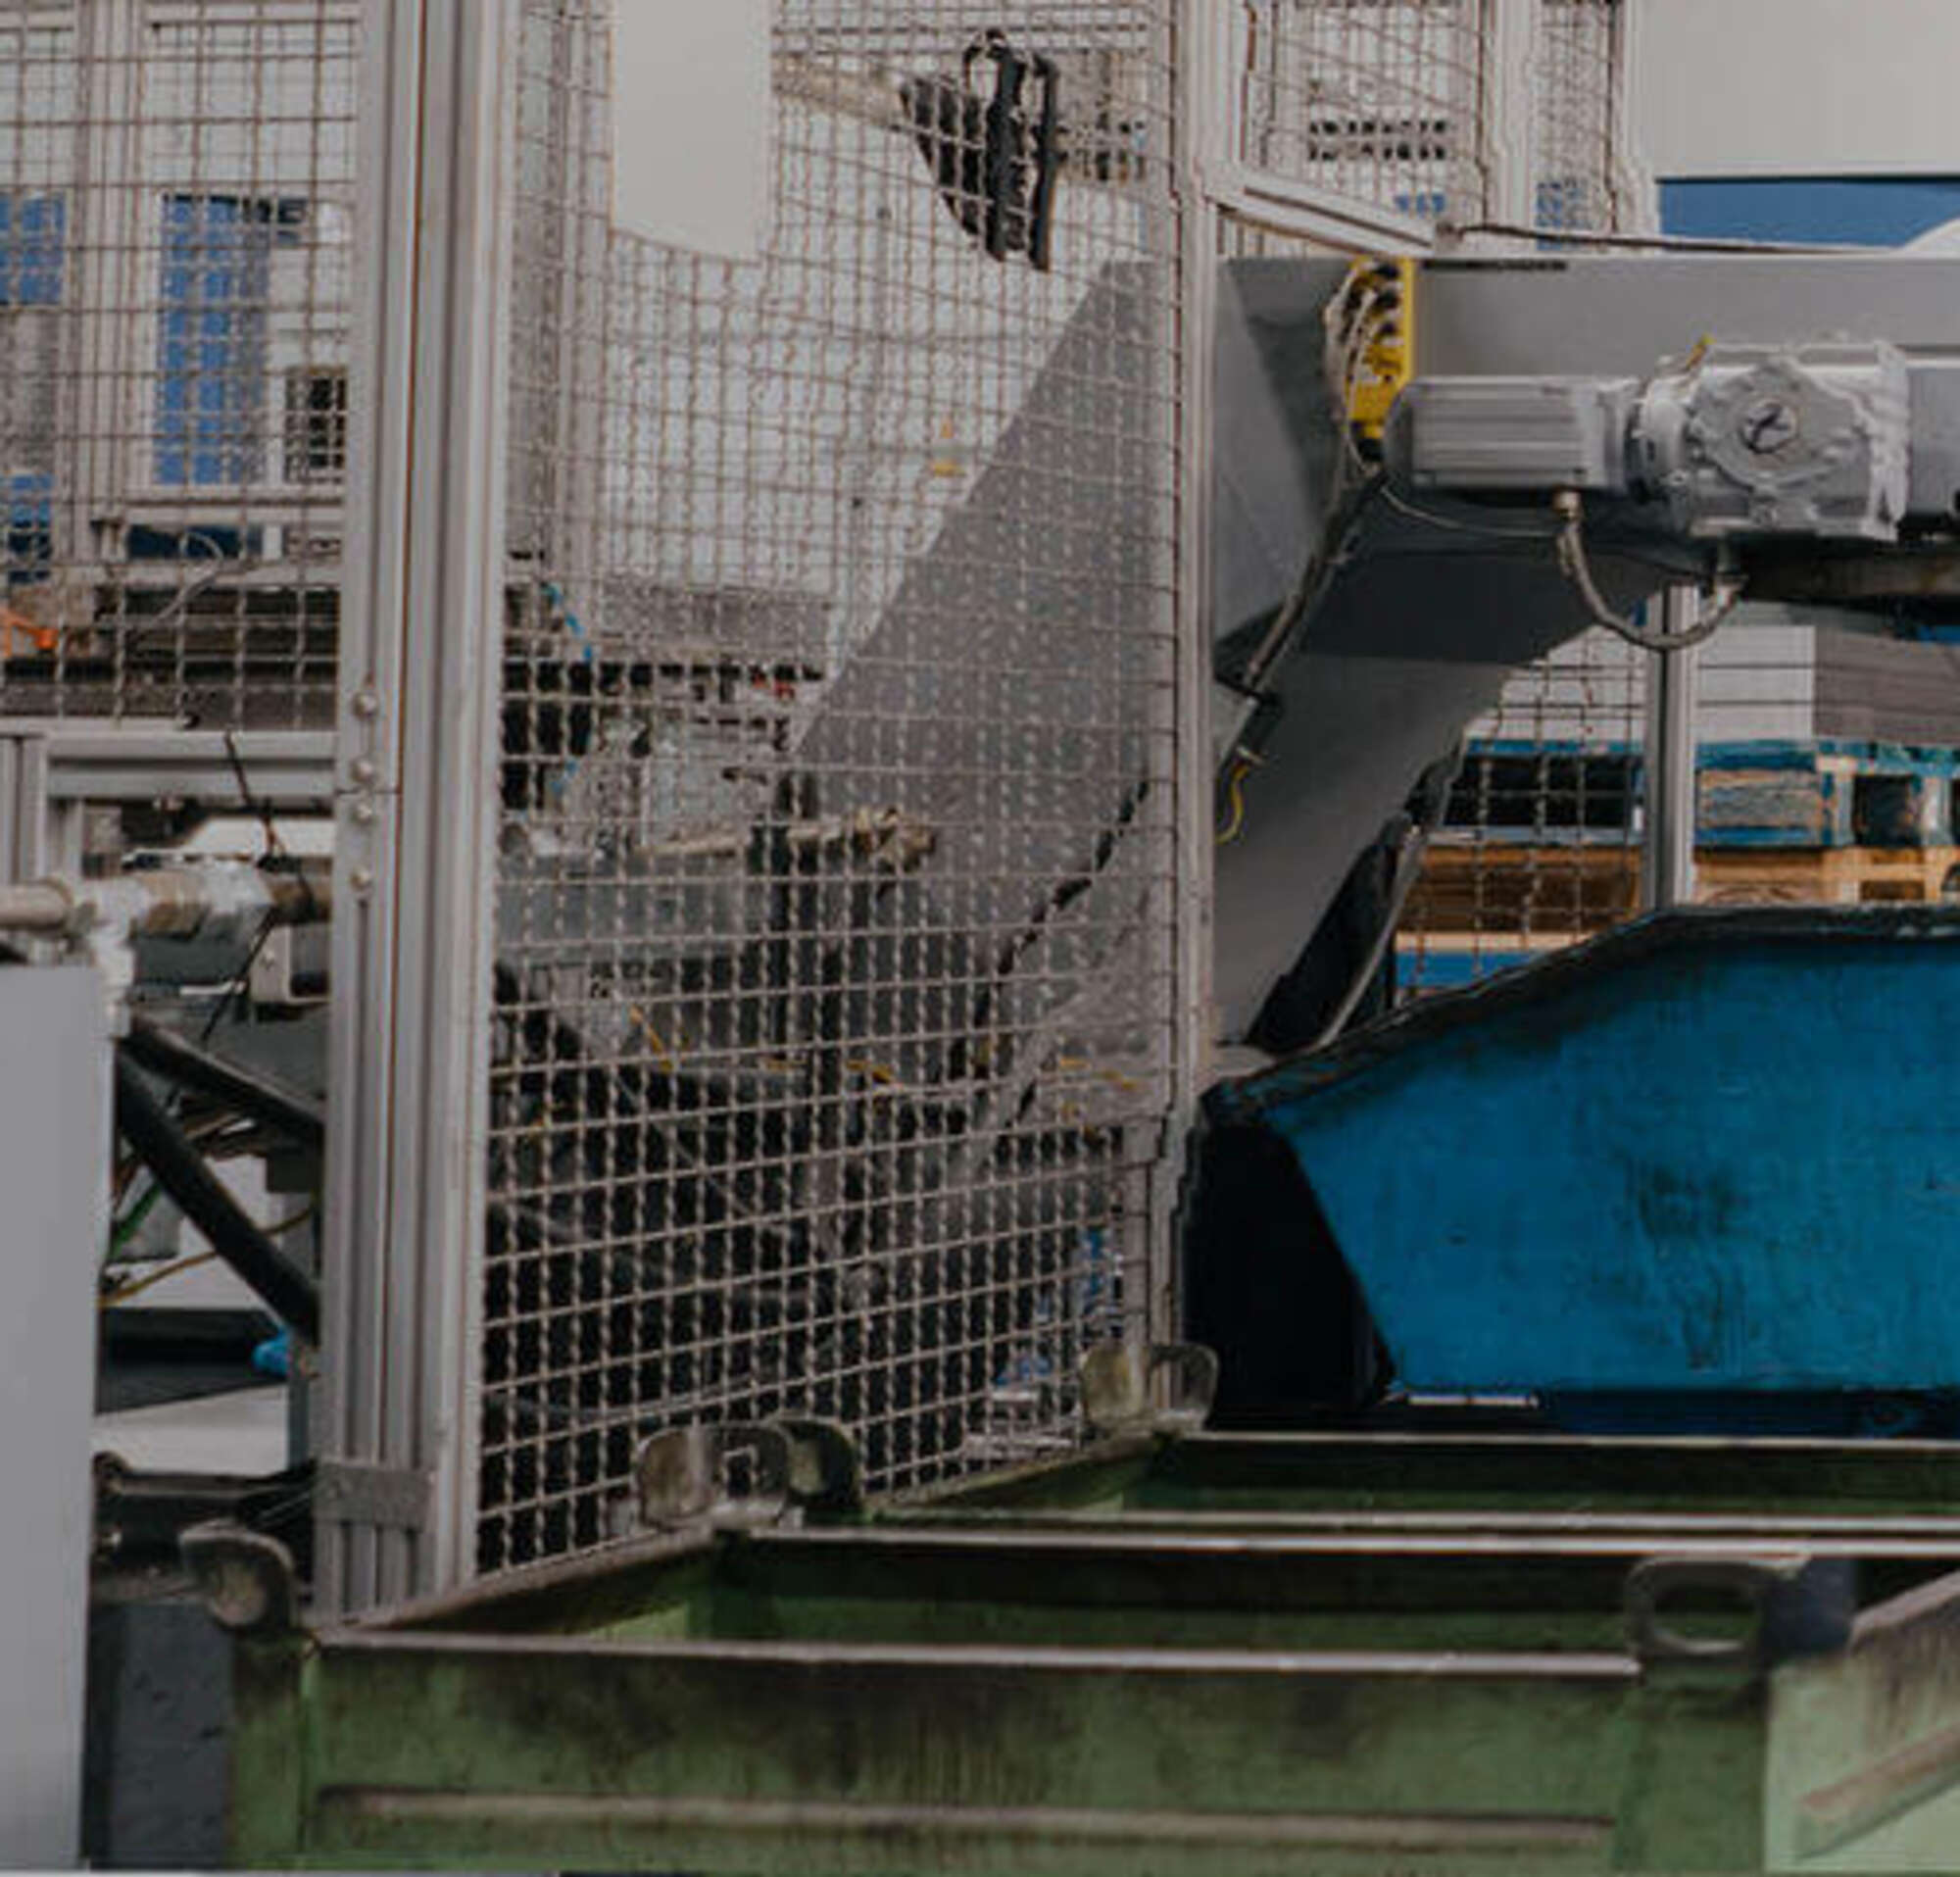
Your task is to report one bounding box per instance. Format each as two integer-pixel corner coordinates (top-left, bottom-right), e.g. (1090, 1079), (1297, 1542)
(1212, 909), (1960, 1421)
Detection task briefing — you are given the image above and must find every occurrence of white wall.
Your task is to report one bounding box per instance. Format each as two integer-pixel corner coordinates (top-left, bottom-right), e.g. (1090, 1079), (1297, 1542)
(1633, 0), (1960, 178)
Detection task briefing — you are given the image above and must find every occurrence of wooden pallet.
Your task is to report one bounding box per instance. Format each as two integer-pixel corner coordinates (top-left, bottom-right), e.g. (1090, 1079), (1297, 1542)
(1403, 843), (1960, 960)
(1697, 845), (1960, 907)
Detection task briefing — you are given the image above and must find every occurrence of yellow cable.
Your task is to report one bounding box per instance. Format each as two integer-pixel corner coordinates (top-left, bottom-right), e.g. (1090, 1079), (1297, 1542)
(101, 1251), (220, 1309)
(1218, 749), (1264, 846)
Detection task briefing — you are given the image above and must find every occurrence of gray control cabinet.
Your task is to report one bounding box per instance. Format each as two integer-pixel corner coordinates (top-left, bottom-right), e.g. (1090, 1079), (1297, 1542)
(0, 966), (109, 1866)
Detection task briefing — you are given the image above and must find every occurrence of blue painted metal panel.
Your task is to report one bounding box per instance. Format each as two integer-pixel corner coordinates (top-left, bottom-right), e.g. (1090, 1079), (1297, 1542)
(0, 194), (64, 308)
(1661, 177), (1960, 249)
(1218, 910), (1960, 1401)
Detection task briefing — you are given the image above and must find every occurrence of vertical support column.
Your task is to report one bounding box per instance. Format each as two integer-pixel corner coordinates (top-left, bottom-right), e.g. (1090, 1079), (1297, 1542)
(319, 0), (517, 1615)
(1607, 0), (1661, 235)
(1475, 0), (1539, 234)
(1642, 591), (1701, 913)
(0, 731), (50, 884)
(1156, 0), (1217, 1347)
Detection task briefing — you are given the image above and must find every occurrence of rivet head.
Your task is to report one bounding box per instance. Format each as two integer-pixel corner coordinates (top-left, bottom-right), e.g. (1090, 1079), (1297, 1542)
(352, 688), (380, 720)
(349, 866), (375, 895)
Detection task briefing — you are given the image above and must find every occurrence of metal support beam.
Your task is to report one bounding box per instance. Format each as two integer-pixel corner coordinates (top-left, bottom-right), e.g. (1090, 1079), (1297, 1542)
(1642, 591), (1701, 913)
(1158, 0), (1218, 1346)
(1206, 162), (1441, 255)
(319, 0), (518, 1614)
(0, 723), (334, 806)
(0, 731), (48, 885)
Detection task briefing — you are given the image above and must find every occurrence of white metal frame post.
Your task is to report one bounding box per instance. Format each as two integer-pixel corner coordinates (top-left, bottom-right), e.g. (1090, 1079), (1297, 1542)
(318, 0), (518, 1614)
(1155, 0), (1219, 1346)
(1476, 0), (1540, 236)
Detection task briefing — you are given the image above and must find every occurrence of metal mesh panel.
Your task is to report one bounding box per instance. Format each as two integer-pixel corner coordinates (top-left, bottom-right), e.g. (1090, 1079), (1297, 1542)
(1401, 628), (1643, 993)
(1240, 0), (1486, 223)
(479, 0), (1183, 1571)
(1534, 0), (1624, 235)
(0, 0), (353, 728)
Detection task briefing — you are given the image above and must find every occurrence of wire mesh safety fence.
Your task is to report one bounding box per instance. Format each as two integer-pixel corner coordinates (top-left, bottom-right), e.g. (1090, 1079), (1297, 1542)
(0, 0), (354, 732)
(1235, 0), (1487, 224)
(1533, 0), (1626, 236)
(1399, 631), (1643, 993)
(479, 0), (1185, 1572)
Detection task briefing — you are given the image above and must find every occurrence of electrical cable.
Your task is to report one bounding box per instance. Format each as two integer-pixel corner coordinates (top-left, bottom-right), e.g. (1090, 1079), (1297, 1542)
(100, 1250), (220, 1309)
(1446, 222), (1883, 256)
(1216, 749), (1261, 845)
(1307, 744), (1465, 1054)
(1553, 493), (1743, 652)
(1373, 476), (1569, 543)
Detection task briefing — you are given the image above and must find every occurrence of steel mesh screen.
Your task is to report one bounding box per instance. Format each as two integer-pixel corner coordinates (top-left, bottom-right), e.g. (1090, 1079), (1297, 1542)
(1400, 629), (1643, 993)
(1534, 0), (1623, 235)
(1240, 0), (1486, 223)
(0, 0), (352, 729)
(479, 0), (1183, 1571)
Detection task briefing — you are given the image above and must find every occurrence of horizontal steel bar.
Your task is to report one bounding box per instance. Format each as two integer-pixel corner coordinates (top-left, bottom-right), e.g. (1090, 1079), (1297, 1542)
(748, 1525), (1960, 1564)
(1209, 161), (1443, 253)
(0, 723), (336, 806)
(320, 1630), (1642, 1679)
(878, 1507), (1960, 1541)
(922, 1430), (1960, 1516)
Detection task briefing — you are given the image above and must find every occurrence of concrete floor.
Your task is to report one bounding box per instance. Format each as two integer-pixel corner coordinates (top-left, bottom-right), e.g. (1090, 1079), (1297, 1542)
(92, 1384), (289, 1474)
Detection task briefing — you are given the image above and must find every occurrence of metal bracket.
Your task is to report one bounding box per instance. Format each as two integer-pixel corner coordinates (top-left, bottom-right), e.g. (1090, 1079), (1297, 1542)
(1079, 1341), (1219, 1437)
(179, 1522), (301, 1638)
(635, 1424), (796, 1531)
(313, 1460), (432, 1532)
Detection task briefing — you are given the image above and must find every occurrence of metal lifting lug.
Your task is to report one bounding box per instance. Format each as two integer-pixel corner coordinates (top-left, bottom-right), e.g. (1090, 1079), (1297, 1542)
(1079, 1340), (1220, 1437)
(633, 1423), (797, 1532)
(179, 1522), (302, 1639)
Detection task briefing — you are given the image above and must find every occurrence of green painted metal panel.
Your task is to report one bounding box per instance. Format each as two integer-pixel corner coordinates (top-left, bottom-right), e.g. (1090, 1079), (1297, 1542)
(211, 1433), (1960, 1873)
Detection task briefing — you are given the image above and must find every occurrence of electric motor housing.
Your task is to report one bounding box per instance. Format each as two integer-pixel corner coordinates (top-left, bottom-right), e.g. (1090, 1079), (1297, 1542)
(1631, 340), (1910, 543)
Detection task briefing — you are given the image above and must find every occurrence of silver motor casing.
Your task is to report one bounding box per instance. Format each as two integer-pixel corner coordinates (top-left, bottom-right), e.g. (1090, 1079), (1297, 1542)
(1632, 340), (1909, 543)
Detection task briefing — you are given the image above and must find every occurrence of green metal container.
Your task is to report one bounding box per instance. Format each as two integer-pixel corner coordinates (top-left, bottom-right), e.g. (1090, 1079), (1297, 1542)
(199, 1429), (1960, 1873)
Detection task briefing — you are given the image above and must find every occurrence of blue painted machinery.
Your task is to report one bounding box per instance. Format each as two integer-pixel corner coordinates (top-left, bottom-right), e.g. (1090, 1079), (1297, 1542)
(1198, 253), (1960, 1432)
(1199, 907), (1960, 1434)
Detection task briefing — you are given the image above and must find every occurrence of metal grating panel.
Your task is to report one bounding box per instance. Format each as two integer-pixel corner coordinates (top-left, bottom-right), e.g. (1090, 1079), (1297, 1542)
(1239, 0), (1487, 225)
(477, 0), (1185, 1572)
(0, 0), (353, 729)
(1534, 0), (1625, 235)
